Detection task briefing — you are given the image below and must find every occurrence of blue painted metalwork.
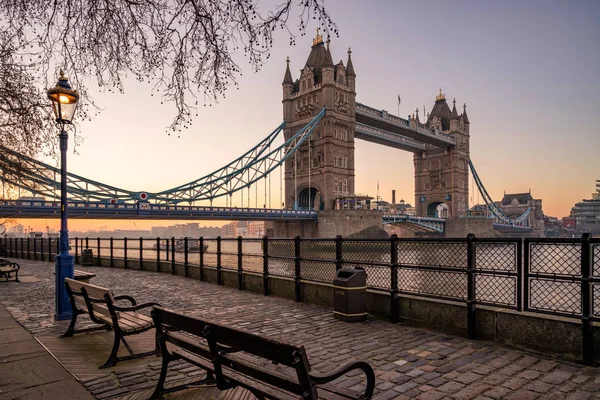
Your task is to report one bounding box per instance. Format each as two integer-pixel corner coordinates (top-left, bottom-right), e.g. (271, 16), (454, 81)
(468, 159), (531, 227)
(382, 214), (445, 233)
(55, 126), (73, 321)
(0, 108), (326, 206)
(0, 200), (317, 221)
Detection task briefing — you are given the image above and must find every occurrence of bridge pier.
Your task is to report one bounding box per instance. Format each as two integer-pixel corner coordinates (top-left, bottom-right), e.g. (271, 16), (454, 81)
(269, 210), (385, 239)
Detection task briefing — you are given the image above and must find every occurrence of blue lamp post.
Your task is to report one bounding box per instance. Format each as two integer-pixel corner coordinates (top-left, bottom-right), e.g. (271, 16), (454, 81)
(47, 70), (79, 321)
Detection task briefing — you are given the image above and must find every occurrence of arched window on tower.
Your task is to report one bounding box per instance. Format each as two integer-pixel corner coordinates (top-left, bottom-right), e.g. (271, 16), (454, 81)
(342, 179), (348, 194)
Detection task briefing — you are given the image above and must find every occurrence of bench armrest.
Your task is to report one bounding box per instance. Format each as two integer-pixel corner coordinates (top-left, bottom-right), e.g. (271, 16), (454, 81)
(113, 295), (137, 306)
(114, 302), (162, 312)
(309, 361), (375, 399)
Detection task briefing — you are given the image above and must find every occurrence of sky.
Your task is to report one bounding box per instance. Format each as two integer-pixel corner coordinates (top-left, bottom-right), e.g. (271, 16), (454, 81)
(9, 0), (600, 233)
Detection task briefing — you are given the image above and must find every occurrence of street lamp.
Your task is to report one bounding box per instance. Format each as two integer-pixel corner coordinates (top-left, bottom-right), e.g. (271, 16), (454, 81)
(47, 70), (79, 321)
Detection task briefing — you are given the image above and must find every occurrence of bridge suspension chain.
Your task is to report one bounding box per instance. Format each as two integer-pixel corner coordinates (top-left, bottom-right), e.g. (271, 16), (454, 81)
(0, 108), (326, 206)
(468, 159), (531, 225)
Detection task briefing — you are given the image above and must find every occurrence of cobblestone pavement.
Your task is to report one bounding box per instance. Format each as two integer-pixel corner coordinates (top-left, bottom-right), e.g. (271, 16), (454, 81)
(1, 258), (600, 400)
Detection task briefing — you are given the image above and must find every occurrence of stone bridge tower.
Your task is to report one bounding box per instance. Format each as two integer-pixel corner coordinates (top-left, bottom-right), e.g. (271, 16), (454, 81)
(414, 91), (470, 218)
(282, 31), (356, 210)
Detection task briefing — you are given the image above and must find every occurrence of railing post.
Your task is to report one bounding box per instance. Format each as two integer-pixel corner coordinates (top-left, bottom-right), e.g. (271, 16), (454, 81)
(156, 237), (160, 272)
(581, 233), (593, 366)
(139, 237), (144, 271)
(466, 234), (477, 339)
(48, 237), (51, 261)
(26, 237), (30, 259)
(97, 237), (101, 266)
(390, 234), (400, 324)
(166, 238), (170, 261)
(516, 238), (523, 312)
(199, 237), (205, 281)
(33, 237), (37, 260)
(262, 236), (269, 296)
(216, 236), (222, 285)
(20, 238), (24, 259)
(110, 237), (114, 268)
(171, 237), (175, 275)
(184, 237), (189, 278)
(40, 237), (44, 261)
(237, 236), (243, 290)
(335, 235), (343, 271)
(124, 237), (128, 269)
(85, 237), (89, 252)
(523, 239), (530, 312)
(294, 235), (302, 303)
(75, 238), (79, 264)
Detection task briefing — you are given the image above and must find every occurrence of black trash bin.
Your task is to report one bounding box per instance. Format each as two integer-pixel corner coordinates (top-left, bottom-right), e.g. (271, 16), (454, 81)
(333, 267), (367, 322)
(81, 249), (93, 266)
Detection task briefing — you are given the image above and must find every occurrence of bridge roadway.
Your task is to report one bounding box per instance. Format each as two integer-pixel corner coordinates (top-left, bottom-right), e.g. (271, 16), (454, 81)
(0, 200), (317, 221)
(2, 258), (599, 400)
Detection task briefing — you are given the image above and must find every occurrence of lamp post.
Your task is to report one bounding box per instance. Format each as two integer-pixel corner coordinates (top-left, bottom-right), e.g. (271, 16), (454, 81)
(47, 70), (79, 321)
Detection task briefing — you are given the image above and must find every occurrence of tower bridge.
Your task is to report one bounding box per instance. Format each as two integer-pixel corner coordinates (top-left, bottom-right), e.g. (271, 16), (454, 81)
(0, 31), (541, 237)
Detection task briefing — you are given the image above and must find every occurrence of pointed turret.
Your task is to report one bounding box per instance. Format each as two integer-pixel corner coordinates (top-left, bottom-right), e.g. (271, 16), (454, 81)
(449, 98), (460, 131)
(450, 99), (459, 119)
(346, 47), (356, 77)
(324, 37), (334, 67)
(282, 57), (293, 85)
(462, 103), (470, 124)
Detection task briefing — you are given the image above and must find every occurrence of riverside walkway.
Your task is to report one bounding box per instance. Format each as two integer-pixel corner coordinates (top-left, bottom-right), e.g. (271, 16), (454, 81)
(1, 259), (599, 400)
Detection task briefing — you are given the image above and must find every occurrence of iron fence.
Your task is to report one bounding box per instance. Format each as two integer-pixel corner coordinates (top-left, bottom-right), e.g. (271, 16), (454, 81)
(2, 233), (598, 362)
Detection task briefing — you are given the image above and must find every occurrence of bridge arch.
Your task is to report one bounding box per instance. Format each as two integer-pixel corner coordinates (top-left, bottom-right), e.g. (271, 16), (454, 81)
(297, 186), (321, 210)
(426, 202), (450, 218)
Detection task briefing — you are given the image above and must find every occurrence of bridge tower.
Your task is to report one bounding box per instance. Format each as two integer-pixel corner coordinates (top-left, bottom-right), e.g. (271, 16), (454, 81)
(282, 31), (356, 210)
(414, 91), (470, 218)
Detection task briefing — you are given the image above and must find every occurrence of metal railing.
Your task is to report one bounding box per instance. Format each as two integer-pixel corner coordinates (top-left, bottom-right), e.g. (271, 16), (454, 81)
(1, 233), (597, 364)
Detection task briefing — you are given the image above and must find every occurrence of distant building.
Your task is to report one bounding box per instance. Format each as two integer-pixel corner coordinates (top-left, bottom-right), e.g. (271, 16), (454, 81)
(496, 190), (544, 236)
(570, 181), (600, 234)
(247, 221), (265, 237)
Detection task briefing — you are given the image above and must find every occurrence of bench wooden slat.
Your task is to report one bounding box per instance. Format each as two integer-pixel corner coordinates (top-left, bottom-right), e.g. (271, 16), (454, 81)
(157, 308), (305, 368)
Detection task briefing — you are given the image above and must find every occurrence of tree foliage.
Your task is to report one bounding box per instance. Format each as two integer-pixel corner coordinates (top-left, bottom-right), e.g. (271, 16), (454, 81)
(0, 0), (337, 155)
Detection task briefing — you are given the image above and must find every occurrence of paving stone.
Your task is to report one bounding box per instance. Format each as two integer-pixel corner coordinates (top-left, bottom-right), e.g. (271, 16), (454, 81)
(566, 391), (592, 400)
(393, 382), (418, 393)
(518, 370), (542, 381)
(451, 382), (489, 400)
(416, 390), (446, 400)
(503, 390), (539, 400)
(436, 381), (465, 394)
(502, 377), (528, 390)
(531, 360), (559, 372)
(454, 371), (482, 384)
(524, 380), (553, 394)
(541, 370), (573, 385)
(483, 386), (512, 399)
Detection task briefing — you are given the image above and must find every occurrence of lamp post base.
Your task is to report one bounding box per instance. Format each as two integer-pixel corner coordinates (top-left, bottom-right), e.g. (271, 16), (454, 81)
(55, 252), (74, 321)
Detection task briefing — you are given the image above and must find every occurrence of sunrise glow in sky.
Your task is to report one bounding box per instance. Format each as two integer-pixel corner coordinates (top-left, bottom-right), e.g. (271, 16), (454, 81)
(10, 0), (600, 233)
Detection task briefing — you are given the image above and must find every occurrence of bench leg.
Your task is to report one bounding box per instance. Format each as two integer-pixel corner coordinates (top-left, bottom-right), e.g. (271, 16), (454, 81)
(61, 310), (82, 338)
(100, 330), (122, 368)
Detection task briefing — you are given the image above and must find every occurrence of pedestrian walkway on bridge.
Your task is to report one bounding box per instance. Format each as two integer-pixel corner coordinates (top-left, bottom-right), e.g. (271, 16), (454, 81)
(1, 259), (600, 400)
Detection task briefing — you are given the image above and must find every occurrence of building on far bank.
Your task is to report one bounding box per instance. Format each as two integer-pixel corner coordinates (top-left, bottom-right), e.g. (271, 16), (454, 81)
(495, 190), (544, 236)
(570, 180), (600, 234)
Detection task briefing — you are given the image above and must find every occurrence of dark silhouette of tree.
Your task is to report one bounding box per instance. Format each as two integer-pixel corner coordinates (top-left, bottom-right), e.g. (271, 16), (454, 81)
(0, 0), (337, 155)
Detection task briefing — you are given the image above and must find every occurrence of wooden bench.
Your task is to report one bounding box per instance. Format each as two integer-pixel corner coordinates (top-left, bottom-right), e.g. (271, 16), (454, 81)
(63, 278), (161, 368)
(0, 259), (19, 282)
(150, 307), (376, 400)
